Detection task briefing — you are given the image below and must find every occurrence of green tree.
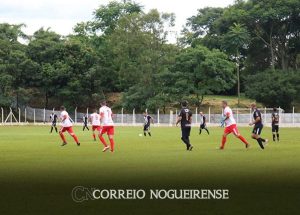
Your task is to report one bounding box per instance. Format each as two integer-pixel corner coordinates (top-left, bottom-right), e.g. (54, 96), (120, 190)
(171, 45), (236, 108)
(92, 0), (142, 35)
(245, 70), (299, 110)
(27, 28), (65, 108)
(222, 23), (250, 106)
(0, 23), (36, 108)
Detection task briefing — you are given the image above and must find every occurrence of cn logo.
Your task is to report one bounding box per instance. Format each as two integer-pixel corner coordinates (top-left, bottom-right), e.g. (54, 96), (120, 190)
(71, 186), (95, 203)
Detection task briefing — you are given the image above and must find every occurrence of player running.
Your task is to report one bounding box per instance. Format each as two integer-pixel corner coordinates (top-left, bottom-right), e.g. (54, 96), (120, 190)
(90, 109), (102, 141)
(176, 101), (193, 151)
(49, 112), (58, 133)
(59, 106), (80, 146)
(249, 103), (268, 149)
(199, 112), (209, 135)
(99, 101), (115, 152)
(271, 107), (280, 142)
(83, 114), (89, 131)
(143, 112), (154, 137)
(220, 101), (249, 150)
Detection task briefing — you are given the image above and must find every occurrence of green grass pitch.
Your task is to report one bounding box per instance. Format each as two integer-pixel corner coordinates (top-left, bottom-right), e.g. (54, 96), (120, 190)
(0, 125), (299, 215)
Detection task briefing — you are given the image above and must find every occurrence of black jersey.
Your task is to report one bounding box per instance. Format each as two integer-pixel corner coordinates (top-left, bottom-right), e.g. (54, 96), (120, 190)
(253, 109), (263, 126)
(83, 116), (88, 124)
(200, 115), (206, 125)
(272, 112), (279, 125)
(50, 114), (57, 123)
(144, 115), (152, 126)
(179, 108), (192, 128)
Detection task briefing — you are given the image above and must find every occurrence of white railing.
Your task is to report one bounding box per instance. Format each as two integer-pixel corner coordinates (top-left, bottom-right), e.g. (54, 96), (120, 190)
(1, 106), (299, 127)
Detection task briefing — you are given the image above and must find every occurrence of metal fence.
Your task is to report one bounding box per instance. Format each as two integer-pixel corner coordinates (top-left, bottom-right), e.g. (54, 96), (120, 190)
(1, 106), (300, 127)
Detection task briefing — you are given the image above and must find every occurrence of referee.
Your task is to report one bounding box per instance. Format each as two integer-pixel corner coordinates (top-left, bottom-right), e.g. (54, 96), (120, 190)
(49, 112), (58, 133)
(143, 112), (154, 137)
(83, 114), (89, 131)
(176, 101), (193, 151)
(199, 112), (209, 135)
(271, 108), (280, 142)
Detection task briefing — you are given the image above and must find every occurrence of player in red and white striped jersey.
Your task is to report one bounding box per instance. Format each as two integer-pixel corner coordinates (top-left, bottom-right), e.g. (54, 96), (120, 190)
(89, 109), (102, 141)
(220, 101), (249, 150)
(99, 100), (115, 152)
(59, 106), (80, 146)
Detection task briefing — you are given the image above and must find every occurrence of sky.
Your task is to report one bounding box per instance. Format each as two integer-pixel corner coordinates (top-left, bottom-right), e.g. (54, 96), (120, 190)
(0, 0), (234, 39)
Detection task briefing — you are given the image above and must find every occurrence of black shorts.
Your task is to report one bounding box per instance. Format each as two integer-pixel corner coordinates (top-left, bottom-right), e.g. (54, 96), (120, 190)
(181, 126), (191, 137)
(252, 124), (263, 135)
(144, 124), (150, 131)
(200, 124), (206, 129)
(272, 125), (279, 133)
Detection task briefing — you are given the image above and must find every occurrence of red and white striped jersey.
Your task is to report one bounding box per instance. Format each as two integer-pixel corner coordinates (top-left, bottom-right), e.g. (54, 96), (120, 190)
(60, 111), (72, 127)
(223, 106), (236, 127)
(90, 113), (101, 126)
(99, 106), (114, 126)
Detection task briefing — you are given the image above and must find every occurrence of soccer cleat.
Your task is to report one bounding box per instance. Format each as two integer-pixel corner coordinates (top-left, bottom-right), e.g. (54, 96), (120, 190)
(219, 146), (224, 150)
(61, 142), (67, 146)
(102, 146), (110, 152)
(77, 142), (80, 146)
(188, 145), (194, 151)
(246, 144), (250, 149)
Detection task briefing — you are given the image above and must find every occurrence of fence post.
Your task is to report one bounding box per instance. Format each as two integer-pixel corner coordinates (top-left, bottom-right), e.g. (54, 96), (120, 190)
(249, 108), (252, 122)
(195, 108), (198, 124)
(208, 107), (211, 123)
(279, 106), (281, 126)
(293, 106), (295, 125)
(1, 107), (3, 124)
(169, 110), (173, 126)
(10, 108), (12, 125)
(121, 108), (124, 125)
(175, 109), (177, 116)
(157, 109), (160, 125)
(33, 109), (36, 124)
(236, 108), (239, 124)
(145, 108), (148, 114)
(86, 108), (89, 116)
(43, 108), (46, 123)
(264, 107), (266, 124)
(24, 108), (27, 123)
(18, 108), (21, 124)
(133, 109), (135, 125)
(75, 107), (77, 124)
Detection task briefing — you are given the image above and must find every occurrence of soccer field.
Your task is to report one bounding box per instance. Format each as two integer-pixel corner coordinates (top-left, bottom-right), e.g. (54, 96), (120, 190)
(0, 126), (299, 215)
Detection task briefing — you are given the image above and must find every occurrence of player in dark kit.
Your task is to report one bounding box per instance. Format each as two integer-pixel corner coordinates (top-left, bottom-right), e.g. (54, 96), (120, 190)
(49, 112), (58, 133)
(199, 112), (209, 135)
(249, 103), (268, 149)
(272, 108), (280, 142)
(176, 101), (193, 151)
(143, 112), (154, 136)
(83, 114), (89, 131)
